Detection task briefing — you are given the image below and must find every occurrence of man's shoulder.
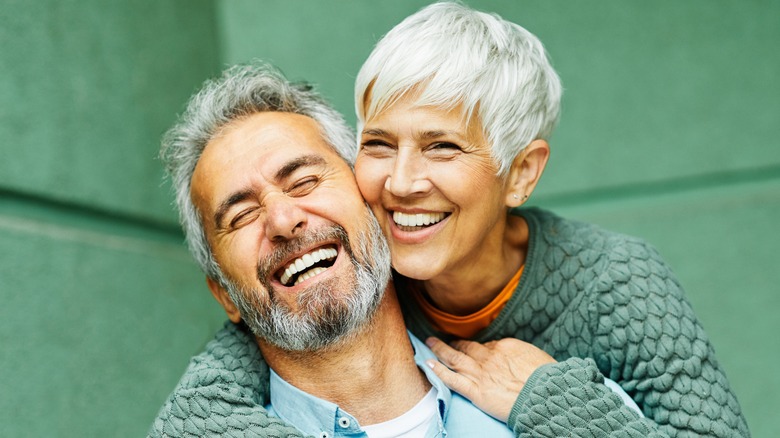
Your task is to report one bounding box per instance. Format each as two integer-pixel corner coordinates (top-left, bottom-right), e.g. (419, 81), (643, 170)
(174, 321), (268, 391)
(406, 334), (513, 437)
(149, 322), (274, 437)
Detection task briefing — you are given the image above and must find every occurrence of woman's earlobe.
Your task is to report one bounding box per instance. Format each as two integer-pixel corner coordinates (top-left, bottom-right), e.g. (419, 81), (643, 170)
(506, 192), (529, 207)
(505, 139), (550, 207)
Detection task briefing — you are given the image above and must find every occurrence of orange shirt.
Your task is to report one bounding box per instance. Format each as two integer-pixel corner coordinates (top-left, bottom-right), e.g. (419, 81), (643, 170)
(411, 266), (524, 339)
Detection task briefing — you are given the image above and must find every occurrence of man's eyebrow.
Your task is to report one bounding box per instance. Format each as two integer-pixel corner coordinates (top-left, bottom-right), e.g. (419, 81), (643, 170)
(212, 154), (327, 228)
(214, 189), (254, 229)
(274, 154), (326, 181)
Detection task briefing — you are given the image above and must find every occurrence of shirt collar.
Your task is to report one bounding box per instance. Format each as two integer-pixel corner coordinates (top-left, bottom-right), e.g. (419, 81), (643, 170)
(268, 331), (451, 436)
(408, 332), (451, 422)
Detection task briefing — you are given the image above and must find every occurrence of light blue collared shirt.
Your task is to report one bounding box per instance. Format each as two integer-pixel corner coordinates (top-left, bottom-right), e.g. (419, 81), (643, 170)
(266, 332), (513, 438)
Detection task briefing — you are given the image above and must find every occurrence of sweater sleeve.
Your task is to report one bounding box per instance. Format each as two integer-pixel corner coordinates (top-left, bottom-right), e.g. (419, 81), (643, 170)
(148, 322), (311, 438)
(507, 239), (750, 437)
(508, 358), (663, 437)
(149, 385), (308, 438)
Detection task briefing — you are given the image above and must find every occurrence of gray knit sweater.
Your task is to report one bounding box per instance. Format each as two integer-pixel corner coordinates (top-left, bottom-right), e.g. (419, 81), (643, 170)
(398, 207), (749, 437)
(150, 207), (749, 437)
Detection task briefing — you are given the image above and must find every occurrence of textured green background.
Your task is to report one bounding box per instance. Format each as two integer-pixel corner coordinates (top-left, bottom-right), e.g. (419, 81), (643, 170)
(1, 1), (776, 436)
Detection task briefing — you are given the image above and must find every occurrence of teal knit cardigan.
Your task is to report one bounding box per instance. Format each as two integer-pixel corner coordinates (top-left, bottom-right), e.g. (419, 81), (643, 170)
(150, 208), (749, 437)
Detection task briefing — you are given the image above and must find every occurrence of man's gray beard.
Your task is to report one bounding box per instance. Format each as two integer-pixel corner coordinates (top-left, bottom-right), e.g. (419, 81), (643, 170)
(220, 210), (391, 352)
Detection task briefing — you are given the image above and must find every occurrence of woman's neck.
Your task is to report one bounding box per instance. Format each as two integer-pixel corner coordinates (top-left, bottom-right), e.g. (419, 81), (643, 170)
(421, 214), (529, 315)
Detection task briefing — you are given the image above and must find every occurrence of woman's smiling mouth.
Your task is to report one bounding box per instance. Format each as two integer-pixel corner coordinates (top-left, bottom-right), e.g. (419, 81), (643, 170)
(392, 211), (449, 232)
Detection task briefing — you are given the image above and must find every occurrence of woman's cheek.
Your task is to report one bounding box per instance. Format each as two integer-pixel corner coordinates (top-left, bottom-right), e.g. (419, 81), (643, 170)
(354, 159), (383, 202)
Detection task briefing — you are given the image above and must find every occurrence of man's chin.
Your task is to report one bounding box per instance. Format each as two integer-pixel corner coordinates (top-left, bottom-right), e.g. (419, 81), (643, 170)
(248, 279), (370, 352)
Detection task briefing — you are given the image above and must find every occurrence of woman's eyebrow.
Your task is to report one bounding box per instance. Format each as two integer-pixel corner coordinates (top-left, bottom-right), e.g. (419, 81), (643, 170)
(418, 130), (453, 139)
(361, 128), (389, 137)
(362, 128), (460, 140)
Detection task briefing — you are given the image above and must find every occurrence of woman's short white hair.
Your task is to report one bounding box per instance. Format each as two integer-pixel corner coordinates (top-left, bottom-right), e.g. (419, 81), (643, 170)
(355, 1), (562, 175)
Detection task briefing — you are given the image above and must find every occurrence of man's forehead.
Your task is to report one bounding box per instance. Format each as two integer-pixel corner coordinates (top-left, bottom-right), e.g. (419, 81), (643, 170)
(198, 112), (335, 171)
(190, 111), (346, 211)
(218, 111), (329, 153)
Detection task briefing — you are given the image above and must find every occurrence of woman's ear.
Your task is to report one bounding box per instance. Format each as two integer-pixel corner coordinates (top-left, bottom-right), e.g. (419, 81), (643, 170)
(206, 277), (242, 323)
(504, 139), (550, 207)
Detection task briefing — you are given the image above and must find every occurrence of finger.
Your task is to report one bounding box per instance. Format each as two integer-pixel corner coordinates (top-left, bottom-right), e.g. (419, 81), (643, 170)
(427, 359), (515, 423)
(425, 337), (475, 371)
(425, 360), (478, 399)
(449, 339), (491, 359)
(483, 340), (500, 348)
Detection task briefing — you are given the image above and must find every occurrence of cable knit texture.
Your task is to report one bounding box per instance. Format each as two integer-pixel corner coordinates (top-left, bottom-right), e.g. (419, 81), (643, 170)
(149, 322), (308, 438)
(399, 207), (750, 437)
(150, 207), (749, 437)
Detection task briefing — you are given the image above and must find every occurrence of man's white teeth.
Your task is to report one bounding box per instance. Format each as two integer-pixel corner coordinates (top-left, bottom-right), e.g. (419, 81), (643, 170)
(393, 211), (446, 227)
(280, 247), (338, 286)
(294, 267), (327, 286)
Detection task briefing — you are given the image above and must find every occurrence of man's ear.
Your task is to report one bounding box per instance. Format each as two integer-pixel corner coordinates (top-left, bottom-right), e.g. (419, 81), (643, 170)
(504, 139), (550, 207)
(206, 277), (242, 323)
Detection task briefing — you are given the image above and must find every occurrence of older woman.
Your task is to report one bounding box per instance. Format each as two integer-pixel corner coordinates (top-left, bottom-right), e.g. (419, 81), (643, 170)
(353, 2), (748, 437)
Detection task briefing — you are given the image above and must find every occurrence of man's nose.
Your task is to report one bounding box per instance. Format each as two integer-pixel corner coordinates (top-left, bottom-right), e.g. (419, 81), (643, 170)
(385, 149), (432, 197)
(264, 194), (307, 242)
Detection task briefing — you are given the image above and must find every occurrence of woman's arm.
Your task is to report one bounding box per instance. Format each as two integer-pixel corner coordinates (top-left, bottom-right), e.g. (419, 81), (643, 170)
(424, 240), (750, 437)
(149, 322), (310, 438)
(426, 338), (645, 419)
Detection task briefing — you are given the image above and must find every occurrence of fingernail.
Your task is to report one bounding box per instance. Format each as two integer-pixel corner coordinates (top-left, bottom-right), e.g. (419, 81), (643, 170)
(425, 337), (436, 347)
(426, 360), (435, 369)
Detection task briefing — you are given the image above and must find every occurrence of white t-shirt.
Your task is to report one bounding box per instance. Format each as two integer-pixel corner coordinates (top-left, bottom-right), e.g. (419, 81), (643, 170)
(361, 387), (439, 438)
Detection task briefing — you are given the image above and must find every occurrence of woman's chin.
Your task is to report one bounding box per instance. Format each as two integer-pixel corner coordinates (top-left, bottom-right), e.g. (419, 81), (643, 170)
(391, 256), (442, 281)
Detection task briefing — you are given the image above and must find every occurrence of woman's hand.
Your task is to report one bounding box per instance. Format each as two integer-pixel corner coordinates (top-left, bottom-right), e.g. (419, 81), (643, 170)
(425, 337), (556, 423)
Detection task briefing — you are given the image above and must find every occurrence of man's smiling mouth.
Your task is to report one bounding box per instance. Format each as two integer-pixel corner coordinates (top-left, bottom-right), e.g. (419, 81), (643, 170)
(277, 245), (338, 286)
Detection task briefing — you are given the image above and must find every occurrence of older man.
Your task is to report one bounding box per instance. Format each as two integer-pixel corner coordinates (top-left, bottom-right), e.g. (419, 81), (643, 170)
(150, 62), (515, 437)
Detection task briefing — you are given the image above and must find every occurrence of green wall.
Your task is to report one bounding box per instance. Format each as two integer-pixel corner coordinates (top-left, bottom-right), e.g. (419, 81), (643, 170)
(0, 1), (225, 436)
(1, 1), (776, 436)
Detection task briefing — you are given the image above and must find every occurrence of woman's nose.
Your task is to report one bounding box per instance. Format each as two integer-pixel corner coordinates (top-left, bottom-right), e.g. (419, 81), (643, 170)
(264, 195), (307, 242)
(385, 152), (432, 197)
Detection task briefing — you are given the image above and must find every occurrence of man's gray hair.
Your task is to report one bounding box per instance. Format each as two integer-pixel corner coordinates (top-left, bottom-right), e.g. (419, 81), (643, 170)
(161, 61), (356, 280)
(356, 1), (562, 175)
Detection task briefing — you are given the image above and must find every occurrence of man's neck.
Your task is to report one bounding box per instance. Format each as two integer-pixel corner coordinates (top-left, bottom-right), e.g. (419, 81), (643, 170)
(258, 287), (431, 425)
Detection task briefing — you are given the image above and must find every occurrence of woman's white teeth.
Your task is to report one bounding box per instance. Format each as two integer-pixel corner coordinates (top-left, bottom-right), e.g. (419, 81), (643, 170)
(280, 247), (338, 286)
(393, 211), (446, 227)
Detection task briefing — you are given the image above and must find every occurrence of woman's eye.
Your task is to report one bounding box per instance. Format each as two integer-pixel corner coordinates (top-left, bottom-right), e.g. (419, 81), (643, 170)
(361, 139), (397, 149)
(359, 139), (395, 157)
(427, 142), (463, 158)
(431, 142), (461, 150)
